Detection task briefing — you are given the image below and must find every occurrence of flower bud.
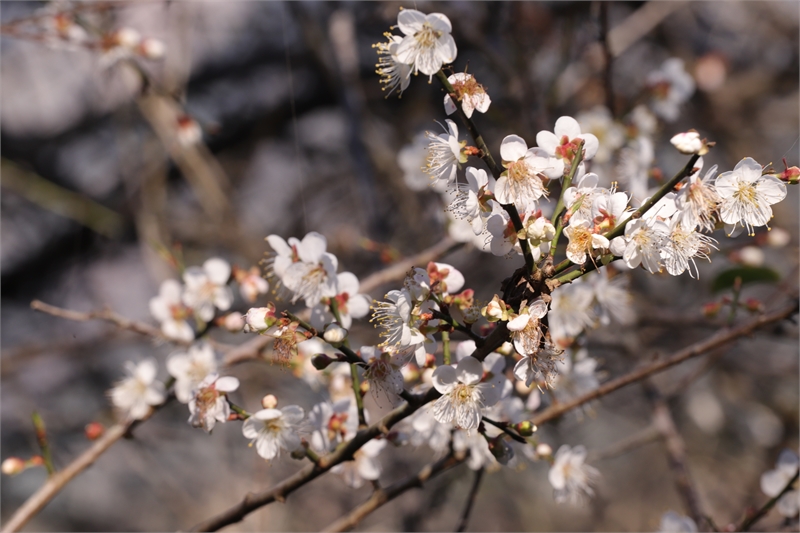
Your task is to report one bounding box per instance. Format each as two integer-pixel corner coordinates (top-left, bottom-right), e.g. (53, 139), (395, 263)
(28, 456), (44, 467)
(766, 227), (790, 248)
(323, 324), (348, 344)
(702, 301), (722, 318)
(244, 305), (276, 333)
(261, 394), (278, 409)
(535, 443), (553, 458)
(744, 298), (763, 313)
(737, 246), (764, 267)
(311, 354), (333, 370)
(462, 305), (481, 324)
(497, 341), (514, 356)
(221, 312), (245, 332)
(84, 422), (105, 441)
(290, 448), (307, 460)
(482, 295), (509, 322)
(514, 421), (537, 437)
(113, 27), (141, 49)
(488, 437), (514, 465)
(1, 457), (25, 476)
(670, 130), (703, 154)
(138, 38), (165, 59)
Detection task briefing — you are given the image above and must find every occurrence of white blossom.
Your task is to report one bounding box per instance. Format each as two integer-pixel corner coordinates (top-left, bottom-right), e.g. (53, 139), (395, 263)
(394, 9), (457, 78)
(760, 449), (800, 518)
(611, 217), (670, 273)
(182, 258), (233, 322)
(576, 106), (625, 164)
(715, 157), (787, 237)
(661, 214), (718, 278)
(447, 166), (495, 235)
(149, 279), (194, 342)
(242, 406), (304, 460)
(399, 132), (448, 192)
(589, 268), (634, 326)
(676, 163), (720, 233)
(431, 356), (504, 430)
(332, 438), (386, 488)
(548, 283), (596, 346)
(507, 299), (549, 357)
(563, 219), (609, 266)
(548, 444), (600, 505)
(282, 232), (339, 307)
(374, 33), (412, 97)
(166, 342), (217, 403)
(443, 73), (491, 118)
(647, 58), (695, 122)
(109, 359), (165, 420)
(310, 272), (371, 330)
(496, 134), (557, 211)
(308, 398), (357, 454)
(536, 116), (600, 168)
(424, 119), (466, 185)
(188, 373), (239, 432)
(360, 346), (405, 408)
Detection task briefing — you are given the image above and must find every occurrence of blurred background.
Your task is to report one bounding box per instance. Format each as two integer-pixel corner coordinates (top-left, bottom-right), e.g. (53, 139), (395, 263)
(1, 1), (798, 531)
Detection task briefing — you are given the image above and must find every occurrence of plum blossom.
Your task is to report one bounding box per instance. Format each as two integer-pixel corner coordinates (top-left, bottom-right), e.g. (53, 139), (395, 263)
(394, 9), (457, 78)
(332, 438), (386, 488)
(309, 398), (358, 454)
(360, 346), (406, 408)
(616, 136), (655, 206)
(182, 258), (234, 322)
(310, 271), (371, 330)
(242, 405), (305, 460)
(760, 449), (799, 518)
(431, 355), (505, 430)
(453, 429), (498, 471)
(526, 215), (556, 261)
(282, 232), (339, 307)
(167, 342), (217, 403)
(715, 157), (787, 237)
(610, 217), (670, 273)
(548, 444), (600, 505)
(576, 106), (625, 164)
(547, 283), (596, 346)
(660, 214), (718, 278)
(589, 268), (634, 326)
(234, 266), (269, 303)
(371, 288), (433, 366)
(496, 134), (558, 210)
(447, 166), (495, 235)
(188, 373), (239, 433)
(563, 173), (605, 225)
(514, 340), (563, 389)
(424, 119), (467, 185)
(507, 298), (549, 357)
(149, 279), (194, 342)
(536, 116), (599, 167)
(670, 130), (706, 155)
(563, 219), (609, 266)
(373, 33), (411, 98)
(109, 359), (166, 420)
(264, 234), (301, 297)
(646, 58), (695, 122)
(443, 73), (491, 118)
(399, 132), (448, 192)
(676, 163), (720, 233)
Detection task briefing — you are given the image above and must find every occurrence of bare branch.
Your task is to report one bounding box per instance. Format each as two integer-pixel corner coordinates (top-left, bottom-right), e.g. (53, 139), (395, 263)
(738, 470), (799, 532)
(321, 454), (465, 533)
(454, 467), (485, 532)
(30, 300), (183, 345)
(531, 300), (798, 426)
(1, 409), (159, 533)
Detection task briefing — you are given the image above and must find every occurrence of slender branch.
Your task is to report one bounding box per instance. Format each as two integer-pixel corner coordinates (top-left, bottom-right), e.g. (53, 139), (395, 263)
(587, 424), (661, 462)
(359, 236), (462, 295)
(530, 300), (798, 426)
(645, 382), (706, 528)
(549, 140), (586, 257)
(434, 70), (535, 273)
(738, 470), (799, 531)
(350, 363), (367, 427)
(605, 154), (701, 241)
(31, 412), (55, 476)
(1, 408), (160, 533)
(189, 388), (442, 532)
(442, 331), (451, 365)
(30, 300), (182, 345)
(455, 467), (485, 532)
(321, 453), (464, 533)
(481, 417), (527, 444)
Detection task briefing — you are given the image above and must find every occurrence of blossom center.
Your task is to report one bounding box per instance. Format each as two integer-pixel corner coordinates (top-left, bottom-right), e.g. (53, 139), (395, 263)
(414, 23), (441, 48)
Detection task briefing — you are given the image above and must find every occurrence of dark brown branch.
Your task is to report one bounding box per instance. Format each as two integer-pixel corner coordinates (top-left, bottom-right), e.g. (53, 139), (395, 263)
(738, 470), (799, 531)
(321, 454), (464, 533)
(455, 467), (485, 532)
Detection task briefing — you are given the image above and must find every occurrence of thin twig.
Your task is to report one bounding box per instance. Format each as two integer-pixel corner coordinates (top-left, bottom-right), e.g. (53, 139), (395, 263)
(587, 424), (662, 462)
(1, 408), (159, 533)
(31, 412), (55, 476)
(189, 388), (441, 532)
(455, 467), (485, 532)
(481, 417), (527, 444)
(30, 300), (183, 345)
(530, 300), (798, 426)
(321, 454), (464, 533)
(645, 382), (706, 529)
(738, 470), (799, 531)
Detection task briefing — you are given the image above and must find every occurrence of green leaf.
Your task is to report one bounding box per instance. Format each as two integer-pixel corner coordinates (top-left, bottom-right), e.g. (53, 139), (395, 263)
(711, 267), (781, 293)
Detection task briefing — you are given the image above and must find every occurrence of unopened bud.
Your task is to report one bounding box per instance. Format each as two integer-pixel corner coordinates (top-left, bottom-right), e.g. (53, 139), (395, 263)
(138, 38), (165, 59)
(114, 27), (141, 49)
(482, 295), (509, 322)
(535, 443), (553, 458)
(359, 381), (370, 395)
(1, 457), (25, 476)
(28, 456), (44, 467)
(261, 394), (278, 409)
(290, 447), (306, 460)
(84, 422), (105, 441)
(323, 324), (347, 344)
(767, 227), (791, 248)
(244, 305), (276, 332)
(497, 341), (514, 356)
(702, 301), (722, 318)
(424, 353), (436, 368)
(744, 298), (763, 313)
(514, 421), (537, 437)
(670, 130), (711, 155)
(221, 312), (245, 332)
(488, 437), (514, 465)
(737, 246), (764, 267)
(311, 354), (333, 370)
